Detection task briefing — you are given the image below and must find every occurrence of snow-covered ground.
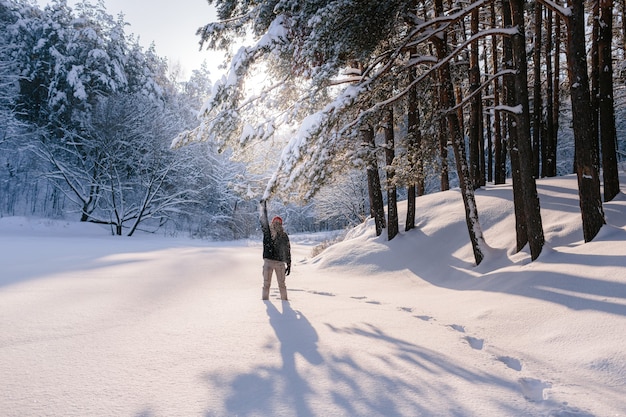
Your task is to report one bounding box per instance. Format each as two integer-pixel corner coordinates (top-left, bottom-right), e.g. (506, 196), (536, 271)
(1, 174), (625, 417)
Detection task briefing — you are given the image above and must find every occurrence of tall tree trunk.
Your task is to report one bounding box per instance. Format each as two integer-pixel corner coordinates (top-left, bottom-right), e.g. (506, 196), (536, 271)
(532, 2), (543, 178)
(566, 0), (606, 241)
(492, 0), (506, 185)
(406, 184), (416, 231)
(405, 43), (423, 231)
(484, 42), (493, 183)
(431, 0), (448, 194)
(622, 0), (626, 58)
(469, 8), (484, 189)
(438, 89), (450, 191)
(591, 0), (600, 168)
(384, 108), (399, 240)
(363, 125), (386, 236)
(551, 12), (561, 176)
(434, 0), (485, 265)
(455, 85), (464, 139)
(510, 0), (545, 260)
(502, 0), (527, 252)
(544, 8), (556, 177)
(598, 0), (621, 201)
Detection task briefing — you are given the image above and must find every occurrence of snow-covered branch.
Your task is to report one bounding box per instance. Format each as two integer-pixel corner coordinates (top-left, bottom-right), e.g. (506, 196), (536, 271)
(537, 0), (571, 19)
(446, 69), (517, 114)
(494, 104), (524, 115)
(342, 27), (519, 132)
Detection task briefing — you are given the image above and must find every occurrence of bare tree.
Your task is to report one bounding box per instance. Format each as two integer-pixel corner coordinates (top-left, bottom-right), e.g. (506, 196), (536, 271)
(91, 95), (200, 235)
(314, 170), (369, 228)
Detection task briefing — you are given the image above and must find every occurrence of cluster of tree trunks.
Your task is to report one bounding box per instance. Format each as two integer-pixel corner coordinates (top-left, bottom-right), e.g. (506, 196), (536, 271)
(364, 0), (622, 265)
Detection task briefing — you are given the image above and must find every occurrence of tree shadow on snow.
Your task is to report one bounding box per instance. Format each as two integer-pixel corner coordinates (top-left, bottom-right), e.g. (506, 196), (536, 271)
(322, 322), (539, 416)
(372, 183), (626, 317)
(202, 310), (543, 416)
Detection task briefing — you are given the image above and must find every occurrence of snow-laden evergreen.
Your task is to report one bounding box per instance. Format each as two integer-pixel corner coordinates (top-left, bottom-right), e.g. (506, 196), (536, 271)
(0, 0), (282, 237)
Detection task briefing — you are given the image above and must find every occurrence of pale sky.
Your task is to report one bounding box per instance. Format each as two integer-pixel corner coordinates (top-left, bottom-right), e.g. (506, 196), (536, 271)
(38, 0), (223, 78)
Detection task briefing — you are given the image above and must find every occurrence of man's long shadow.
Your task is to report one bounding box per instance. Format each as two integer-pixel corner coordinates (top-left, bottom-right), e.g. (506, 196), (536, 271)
(264, 300), (323, 416)
(265, 301), (323, 369)
(214, 302), (323, 417)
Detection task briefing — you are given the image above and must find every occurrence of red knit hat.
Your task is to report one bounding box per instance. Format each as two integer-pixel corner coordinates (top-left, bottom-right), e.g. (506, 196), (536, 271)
(272, 216), (283, 224)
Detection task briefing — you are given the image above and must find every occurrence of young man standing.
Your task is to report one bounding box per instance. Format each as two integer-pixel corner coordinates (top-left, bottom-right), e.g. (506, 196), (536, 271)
(260, 200), (291, 301)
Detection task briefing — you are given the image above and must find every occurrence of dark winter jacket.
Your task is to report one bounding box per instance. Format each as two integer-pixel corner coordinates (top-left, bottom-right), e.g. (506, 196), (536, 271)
(260, 204), (291, 265)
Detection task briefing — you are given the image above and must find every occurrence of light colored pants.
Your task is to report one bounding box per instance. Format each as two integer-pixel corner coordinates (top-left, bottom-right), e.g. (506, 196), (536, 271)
(262, 259), (288, 300)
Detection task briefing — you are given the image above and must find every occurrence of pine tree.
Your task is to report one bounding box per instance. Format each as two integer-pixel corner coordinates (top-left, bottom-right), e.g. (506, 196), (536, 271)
(509, 0), (544, 260)
(565, 0), (606, 242)
(596, 0), (620, 202)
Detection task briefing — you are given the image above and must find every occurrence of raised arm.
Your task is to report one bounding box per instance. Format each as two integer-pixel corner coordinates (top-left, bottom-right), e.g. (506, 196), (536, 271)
(259, 200), (270, 233)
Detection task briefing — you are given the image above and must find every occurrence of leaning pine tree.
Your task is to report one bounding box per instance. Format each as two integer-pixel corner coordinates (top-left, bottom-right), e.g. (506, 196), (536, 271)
(171, 0), (514, 265)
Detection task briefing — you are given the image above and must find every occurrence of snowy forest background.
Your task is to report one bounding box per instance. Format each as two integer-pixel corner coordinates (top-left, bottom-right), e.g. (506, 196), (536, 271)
(1, 0), (626, 247)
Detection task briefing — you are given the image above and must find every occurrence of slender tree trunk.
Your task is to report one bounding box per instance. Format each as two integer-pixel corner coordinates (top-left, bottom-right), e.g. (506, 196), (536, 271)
(591, 0), (600, 167)
(566, 0), (606, 241)
(363, 125), (386, 236)
(544, 8), (555, 177)
(435, 41), (450, 192)
(551, 12), (561, 176)
(492, 1), (506, 185)
(434, 0), (485, 265)
(502, 0), (527, 252)
(598, 0), (621, 201)
(438, 90), (450, 191)
(622, 0), (626, 58)
(469, 8), (484, 189)
(532, 2), (543, 178)
(406, 184), (416, 231)
(429, 1), (447, 194)
(127, 177), (158, 237)
(384, 108), (399, 240)
(455, 85), (464, 139)
(485, 40), (493, 183)
(405, 43), (423, 231)
(80, 208), (90, 222)
(447, 0), (464, 138)
(511, 0), (545, 260)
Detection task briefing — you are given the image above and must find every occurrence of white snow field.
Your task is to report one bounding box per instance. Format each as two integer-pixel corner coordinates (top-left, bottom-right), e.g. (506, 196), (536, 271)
(1, 174), (625, 417)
